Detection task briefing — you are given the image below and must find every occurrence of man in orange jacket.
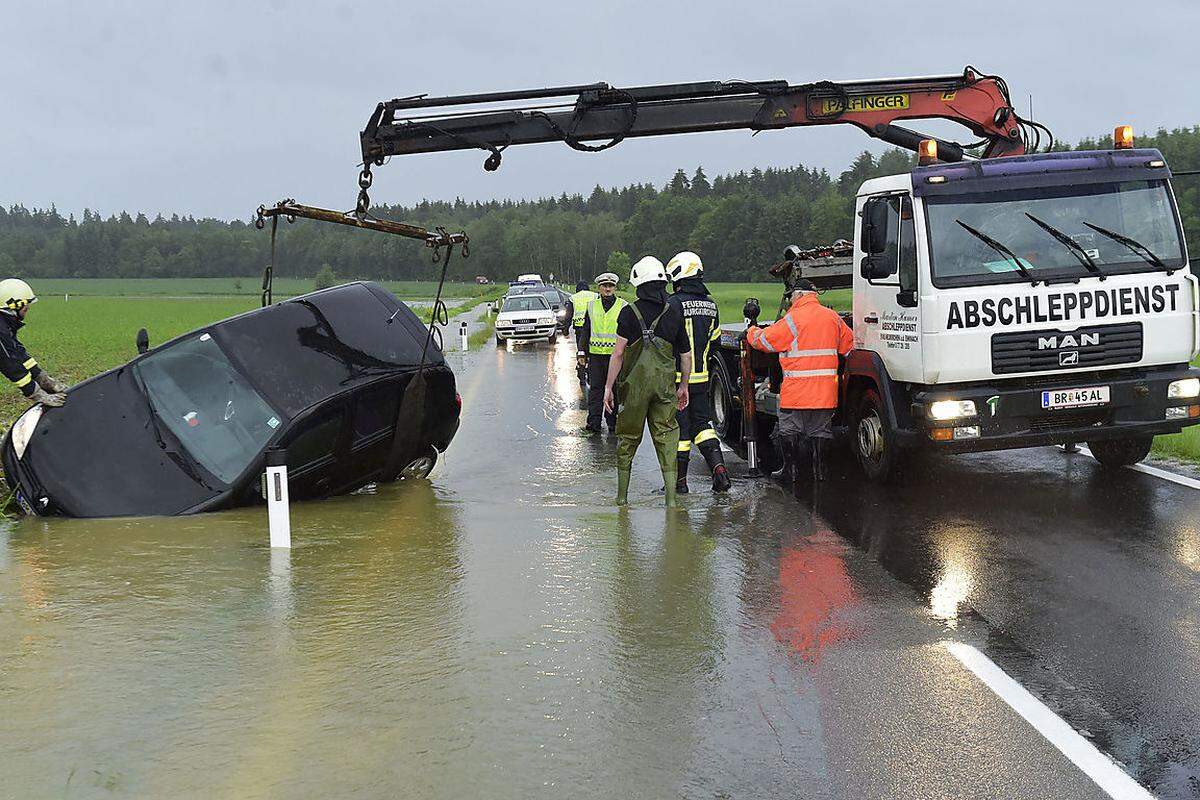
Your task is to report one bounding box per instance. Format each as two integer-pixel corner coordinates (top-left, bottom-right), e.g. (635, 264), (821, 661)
(746, 280), (854, 483)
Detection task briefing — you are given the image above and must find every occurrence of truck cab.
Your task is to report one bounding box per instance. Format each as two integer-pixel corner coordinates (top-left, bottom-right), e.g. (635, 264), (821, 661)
(716, 146), (1200, 480)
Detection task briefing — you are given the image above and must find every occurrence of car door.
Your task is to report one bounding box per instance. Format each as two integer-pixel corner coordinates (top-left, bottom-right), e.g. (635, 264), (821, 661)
(857, 192), (923, 382)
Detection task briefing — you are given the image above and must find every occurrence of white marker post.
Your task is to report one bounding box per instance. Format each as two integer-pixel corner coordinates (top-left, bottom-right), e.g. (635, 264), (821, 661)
(265, 449), (291, 549)
(460, 321), (469, 351)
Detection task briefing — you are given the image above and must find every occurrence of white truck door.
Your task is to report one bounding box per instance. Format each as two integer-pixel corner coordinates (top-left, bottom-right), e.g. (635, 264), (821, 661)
(856, 192), (923, 382)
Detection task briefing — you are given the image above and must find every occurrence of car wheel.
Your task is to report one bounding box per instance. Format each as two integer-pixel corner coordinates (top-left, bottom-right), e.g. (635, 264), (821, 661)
(547, 333), (557, 344)
(855, 389), (902, 482)
(398, 447), (438, 480)
(495, 335), (504, 347)
(1087, 436), (1153, 468)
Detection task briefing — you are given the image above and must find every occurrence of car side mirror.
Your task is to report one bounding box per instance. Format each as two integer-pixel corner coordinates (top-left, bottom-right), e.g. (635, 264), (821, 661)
(136, 328), (149, 355)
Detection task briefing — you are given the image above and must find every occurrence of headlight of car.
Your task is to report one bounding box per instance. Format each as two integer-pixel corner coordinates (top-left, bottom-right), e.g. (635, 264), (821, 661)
(10, 404), (44, 460)
(928, 400), (977, 421)
(1168, 378), (1200, 400)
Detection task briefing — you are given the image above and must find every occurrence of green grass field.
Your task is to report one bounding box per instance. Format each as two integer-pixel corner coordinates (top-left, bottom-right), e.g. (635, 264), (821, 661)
(3, 279), (1197, 464)
(32, 277), (499, 300)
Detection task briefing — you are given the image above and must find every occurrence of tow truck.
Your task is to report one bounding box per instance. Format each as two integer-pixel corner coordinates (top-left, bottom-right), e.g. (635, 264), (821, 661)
(356, 67), (1200, 479)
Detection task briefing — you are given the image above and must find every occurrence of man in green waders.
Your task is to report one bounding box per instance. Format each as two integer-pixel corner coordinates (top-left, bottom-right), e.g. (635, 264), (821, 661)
(603, 256), (693, 508)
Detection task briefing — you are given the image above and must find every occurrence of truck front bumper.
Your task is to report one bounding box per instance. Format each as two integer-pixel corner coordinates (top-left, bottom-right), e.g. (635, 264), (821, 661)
(907, 365), (1200, 454)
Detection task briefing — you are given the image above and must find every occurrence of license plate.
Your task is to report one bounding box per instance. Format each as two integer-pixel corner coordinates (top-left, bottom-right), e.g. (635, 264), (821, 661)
(517, 325), (534, 333)
(1041, 386), (1110, 410)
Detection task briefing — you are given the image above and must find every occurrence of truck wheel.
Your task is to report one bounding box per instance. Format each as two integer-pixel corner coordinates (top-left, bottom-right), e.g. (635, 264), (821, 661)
(1087, 436), (1153, 468)
(855, 389), (900, 482)
(710, 359), (740, 443)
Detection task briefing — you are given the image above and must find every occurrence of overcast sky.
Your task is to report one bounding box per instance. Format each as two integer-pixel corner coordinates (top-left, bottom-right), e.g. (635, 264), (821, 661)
(3, 0), (1197, 220)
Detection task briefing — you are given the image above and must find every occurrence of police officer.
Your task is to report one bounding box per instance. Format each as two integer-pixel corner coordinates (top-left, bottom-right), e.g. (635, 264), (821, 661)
(570, 280), (600, 391)
(603, 257), (693, 508)
(746, 280), (853, 483)
(577, 272), (627, 433)
(0, 279), (68, 407)
(665, 251), (730, 494)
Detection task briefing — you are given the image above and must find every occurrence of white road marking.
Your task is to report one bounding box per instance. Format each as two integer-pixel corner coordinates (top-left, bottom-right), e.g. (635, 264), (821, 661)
(1076, 447), (1200, 491)
(944, 642), (1155, 800)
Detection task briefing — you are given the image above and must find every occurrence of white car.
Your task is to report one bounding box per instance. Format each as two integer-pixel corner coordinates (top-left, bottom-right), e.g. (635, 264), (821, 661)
(495, 293), (558, 346)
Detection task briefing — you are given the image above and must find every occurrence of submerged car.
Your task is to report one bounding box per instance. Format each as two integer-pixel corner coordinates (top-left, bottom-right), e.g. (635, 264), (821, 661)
(3, 282), (460, 518)
(494, 293), (558, 345)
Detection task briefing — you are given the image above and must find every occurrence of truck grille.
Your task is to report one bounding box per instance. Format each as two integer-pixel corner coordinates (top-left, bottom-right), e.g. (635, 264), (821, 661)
(991, 322), (1142, 375)
(1026, 408), (1110, 433)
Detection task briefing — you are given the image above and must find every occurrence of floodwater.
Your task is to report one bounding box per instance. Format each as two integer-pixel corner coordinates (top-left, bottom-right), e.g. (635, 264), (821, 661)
(1, 336), (1178, 798)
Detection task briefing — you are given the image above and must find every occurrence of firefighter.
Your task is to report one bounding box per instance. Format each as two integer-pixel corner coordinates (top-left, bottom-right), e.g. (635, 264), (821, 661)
(745, 280), (853, 483)
(603, 256), (693, 508)
(0, 279), (67, 407)
(577, 272), (627, 433)
(665, 251), (730, 494)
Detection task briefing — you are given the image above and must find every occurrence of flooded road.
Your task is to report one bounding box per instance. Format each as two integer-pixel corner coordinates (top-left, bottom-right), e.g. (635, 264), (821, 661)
(1, 337), (1195, 798)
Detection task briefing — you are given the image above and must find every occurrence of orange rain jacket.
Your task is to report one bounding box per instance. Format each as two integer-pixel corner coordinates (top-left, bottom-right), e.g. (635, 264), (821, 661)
(747, 293), (855, 410)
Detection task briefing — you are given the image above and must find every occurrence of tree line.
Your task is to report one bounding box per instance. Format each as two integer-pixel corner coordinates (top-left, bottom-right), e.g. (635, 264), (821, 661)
(1, 126), (1197, 283)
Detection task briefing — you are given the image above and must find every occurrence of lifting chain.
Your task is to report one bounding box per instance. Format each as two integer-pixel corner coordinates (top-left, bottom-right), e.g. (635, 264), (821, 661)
(355, 166), (373, 218)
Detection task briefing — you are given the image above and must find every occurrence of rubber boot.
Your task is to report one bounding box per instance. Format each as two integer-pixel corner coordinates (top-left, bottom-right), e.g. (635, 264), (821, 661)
(676, 454), (690, 494)
(701, 444), (731, 493)
(771, 434), (795, 483)
(793, 439), (813, 488)
(616, 467), (631, 506)
(663, 468), (678, 508)
(812, 438), (829, 482)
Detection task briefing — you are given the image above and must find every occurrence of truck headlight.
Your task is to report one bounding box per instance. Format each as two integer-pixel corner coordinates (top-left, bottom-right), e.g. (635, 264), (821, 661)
(929, 400), (977, 421)
(1168, 378), (1200, 400)
(10, 404), (43, 460)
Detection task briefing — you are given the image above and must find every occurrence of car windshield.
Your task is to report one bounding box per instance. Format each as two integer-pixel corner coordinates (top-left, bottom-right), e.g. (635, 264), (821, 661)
(502, 295), (549, 313)
(541, 290), (561, 306)
(925, 179), (1185, 288)
(133, 333), (282, 483)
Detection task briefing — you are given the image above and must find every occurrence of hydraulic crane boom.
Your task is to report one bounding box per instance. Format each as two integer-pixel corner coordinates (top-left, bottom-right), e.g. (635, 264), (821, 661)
(360, 67), (1051, 174)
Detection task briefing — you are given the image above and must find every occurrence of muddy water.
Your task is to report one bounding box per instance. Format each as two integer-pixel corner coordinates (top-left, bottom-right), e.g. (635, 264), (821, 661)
(0, 340), (862, 799)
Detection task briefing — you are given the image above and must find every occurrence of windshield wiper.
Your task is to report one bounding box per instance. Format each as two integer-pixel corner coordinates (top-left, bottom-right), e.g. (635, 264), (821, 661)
(1082, 221), (1169, 272)
(955, 219), (1039, 286)
(1024, 213), (1106, 280)
(130, 369), (215, 490)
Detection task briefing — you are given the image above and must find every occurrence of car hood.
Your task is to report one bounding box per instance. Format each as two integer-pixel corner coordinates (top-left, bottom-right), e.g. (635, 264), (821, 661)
(10, 368), (223, 517)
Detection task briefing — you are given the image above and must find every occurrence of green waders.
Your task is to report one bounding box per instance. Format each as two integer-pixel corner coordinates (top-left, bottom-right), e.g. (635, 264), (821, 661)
(614, 303), (681, 507)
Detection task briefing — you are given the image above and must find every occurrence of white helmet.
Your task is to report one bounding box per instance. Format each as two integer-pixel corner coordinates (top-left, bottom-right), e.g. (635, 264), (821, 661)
(666, 251), (703, 282)
(0, 279), (37, 315)
(629, 256), (666, 287)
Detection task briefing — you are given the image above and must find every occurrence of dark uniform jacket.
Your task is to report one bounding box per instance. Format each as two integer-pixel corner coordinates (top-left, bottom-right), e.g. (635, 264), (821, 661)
(0, 312), (42, 397)
(667, 278), (720, 385)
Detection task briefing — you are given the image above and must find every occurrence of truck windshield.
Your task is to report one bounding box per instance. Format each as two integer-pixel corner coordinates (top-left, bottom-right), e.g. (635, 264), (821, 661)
(925, 179), (1185, 288)
(133, 334), (281, 484)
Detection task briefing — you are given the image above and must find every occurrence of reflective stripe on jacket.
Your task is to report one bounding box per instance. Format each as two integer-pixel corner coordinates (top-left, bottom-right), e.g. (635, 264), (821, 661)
(586, 297), (627, 355)
(571, 290), (599, 327)
(747, 294), (854, 409)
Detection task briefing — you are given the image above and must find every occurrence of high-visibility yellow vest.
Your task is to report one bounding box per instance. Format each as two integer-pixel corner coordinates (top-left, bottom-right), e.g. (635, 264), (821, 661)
(570, 290), (599, 328)
(587, 297), (627, 355)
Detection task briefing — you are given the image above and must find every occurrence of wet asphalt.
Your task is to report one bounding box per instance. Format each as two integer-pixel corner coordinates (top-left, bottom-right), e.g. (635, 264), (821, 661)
(2, 331), (1199, 798)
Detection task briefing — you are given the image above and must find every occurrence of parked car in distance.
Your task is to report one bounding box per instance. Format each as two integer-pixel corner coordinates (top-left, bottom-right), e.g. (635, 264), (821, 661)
(495, 293), (558, 346)
(3, 282), (461, 518)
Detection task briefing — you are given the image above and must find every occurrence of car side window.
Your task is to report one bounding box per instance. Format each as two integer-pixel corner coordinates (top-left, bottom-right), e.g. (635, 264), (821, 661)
(284, 407), (345, 473)
(353, 382), (401, 442)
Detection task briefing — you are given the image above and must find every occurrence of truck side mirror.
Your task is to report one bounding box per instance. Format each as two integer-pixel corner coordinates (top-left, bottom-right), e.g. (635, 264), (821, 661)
(860, 199), (891, 254)
(860, 256), (892, 281)
(896, 288), (918, 308)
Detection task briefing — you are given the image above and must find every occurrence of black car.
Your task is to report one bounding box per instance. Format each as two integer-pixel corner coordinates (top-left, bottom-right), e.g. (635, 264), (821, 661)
(3, 282), (460, 518)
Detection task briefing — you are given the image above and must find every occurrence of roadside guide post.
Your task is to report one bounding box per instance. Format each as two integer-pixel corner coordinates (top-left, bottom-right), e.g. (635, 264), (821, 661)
(460, 321), (469, 351)
(265, 449), (291, 549)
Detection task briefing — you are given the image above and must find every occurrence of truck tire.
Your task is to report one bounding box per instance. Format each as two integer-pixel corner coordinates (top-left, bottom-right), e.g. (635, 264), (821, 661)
(710, 358), (740, 443)
(855, 388), (901, 482)
(1087, 436), (1153, 468)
